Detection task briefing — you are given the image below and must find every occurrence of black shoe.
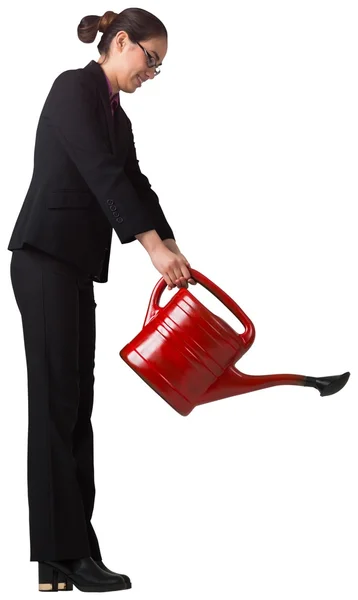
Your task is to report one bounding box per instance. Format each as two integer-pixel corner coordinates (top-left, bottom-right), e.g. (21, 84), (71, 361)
(94, 559), (131, 589)
(38, 557), (127, 592)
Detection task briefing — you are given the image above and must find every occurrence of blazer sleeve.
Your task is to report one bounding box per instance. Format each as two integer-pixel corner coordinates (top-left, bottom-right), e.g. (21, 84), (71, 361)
(124, 116), (175, 242)
(42, 69), (159, 244)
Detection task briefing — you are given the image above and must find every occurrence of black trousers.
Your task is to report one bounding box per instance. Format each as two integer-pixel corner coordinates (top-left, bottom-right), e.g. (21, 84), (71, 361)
(10, 246), (102, 562)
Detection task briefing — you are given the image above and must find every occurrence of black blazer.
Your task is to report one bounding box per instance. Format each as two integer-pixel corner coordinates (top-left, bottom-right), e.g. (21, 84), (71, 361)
(7, 60), (175, 282)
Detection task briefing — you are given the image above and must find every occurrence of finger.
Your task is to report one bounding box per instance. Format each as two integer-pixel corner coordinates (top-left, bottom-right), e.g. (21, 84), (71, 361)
(175, 277), (188, 289)
(175, 263), (193, 287)
(164, 273), (175, 288)
(172, 267), (191, 287)
(173, 278), (185, 289)
(180, 264), (192, 281)
(170, 268), (184, 288)
(173, 266), (183, 282)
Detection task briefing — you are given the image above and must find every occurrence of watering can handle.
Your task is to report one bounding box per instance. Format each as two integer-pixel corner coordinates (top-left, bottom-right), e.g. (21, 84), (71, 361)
(143, 268), (255, 347)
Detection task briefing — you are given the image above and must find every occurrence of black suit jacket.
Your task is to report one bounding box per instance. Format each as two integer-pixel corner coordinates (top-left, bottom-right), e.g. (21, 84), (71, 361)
(7, 60), (175, 282)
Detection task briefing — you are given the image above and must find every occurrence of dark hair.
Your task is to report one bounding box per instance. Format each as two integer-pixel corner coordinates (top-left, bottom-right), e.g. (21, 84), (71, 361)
(77, 7), (167, 63)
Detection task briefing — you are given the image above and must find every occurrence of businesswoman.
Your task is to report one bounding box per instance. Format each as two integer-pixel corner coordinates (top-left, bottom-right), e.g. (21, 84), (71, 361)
(8, 7), (195, 593)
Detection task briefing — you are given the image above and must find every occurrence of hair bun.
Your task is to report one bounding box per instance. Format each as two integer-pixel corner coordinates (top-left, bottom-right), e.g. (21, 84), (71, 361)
(98, 11), (118, 33)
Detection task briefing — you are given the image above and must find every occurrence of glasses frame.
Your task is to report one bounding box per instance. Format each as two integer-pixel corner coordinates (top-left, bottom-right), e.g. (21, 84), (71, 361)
(135, 41), (161, 76)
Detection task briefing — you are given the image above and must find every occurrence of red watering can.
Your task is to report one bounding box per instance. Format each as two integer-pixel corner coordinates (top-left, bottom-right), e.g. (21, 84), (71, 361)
(119, 269), (350, 416)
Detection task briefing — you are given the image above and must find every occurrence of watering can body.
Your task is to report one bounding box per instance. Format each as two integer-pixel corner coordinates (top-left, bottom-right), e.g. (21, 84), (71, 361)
(120, 269), (350, 416)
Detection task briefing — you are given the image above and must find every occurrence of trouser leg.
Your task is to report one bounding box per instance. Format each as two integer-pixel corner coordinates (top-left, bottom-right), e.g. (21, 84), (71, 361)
(10, 247), (98, 561)
(73, 277), (101, 561)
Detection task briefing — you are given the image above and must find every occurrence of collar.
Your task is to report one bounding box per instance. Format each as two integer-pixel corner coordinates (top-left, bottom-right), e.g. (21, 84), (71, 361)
(83, 60), (119, 153)
(104, 72), (119, 102)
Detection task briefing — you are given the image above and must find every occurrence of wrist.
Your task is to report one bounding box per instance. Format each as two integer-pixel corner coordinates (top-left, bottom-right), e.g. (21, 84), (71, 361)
(135, 230), (164, 254)
(163, 238), (179, 253)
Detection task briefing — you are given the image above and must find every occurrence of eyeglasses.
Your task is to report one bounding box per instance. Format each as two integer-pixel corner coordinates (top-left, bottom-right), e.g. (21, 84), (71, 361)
(135, 41), (161, 76)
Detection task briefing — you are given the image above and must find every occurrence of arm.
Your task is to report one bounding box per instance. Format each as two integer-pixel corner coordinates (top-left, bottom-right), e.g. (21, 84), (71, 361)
(124, 116), (176, 243)
(135, 229), (164, 253)
(122, 129), (196, 287)
(162, 238), (181, 253)
(42, 69), (158, 243)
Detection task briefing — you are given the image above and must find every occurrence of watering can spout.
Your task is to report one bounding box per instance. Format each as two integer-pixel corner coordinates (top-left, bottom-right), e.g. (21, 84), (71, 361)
(199, 366), (351, 406)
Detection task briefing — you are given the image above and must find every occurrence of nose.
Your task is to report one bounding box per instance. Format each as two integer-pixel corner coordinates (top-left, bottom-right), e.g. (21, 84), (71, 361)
(145, 69), (156, 80)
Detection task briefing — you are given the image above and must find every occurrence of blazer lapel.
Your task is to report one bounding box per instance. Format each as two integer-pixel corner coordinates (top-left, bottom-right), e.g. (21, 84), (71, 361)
(83, 60), (117, 154)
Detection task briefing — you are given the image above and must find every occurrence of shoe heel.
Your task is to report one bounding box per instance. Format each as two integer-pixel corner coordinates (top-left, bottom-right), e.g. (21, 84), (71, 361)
(38, 562), (73, 592)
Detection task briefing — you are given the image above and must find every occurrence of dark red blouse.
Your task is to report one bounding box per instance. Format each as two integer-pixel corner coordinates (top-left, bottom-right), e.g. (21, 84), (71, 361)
(104, 73), (119, 116)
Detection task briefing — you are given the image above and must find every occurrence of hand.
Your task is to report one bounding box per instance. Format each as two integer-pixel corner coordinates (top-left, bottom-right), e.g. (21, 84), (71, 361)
(149, 244), (194, 290)
(162, 239), (197, 290)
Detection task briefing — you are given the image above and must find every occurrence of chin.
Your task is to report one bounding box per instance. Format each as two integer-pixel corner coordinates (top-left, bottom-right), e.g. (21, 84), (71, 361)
(122, 81), (136, 94)
(121, 85), (135, 94)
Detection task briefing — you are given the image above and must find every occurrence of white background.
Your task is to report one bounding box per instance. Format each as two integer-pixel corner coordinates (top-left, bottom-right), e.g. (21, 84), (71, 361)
(1, 1), (357, 598)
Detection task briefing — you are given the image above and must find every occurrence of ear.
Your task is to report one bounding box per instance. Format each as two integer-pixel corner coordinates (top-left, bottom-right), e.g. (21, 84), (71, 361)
(115, 30), (128, 51)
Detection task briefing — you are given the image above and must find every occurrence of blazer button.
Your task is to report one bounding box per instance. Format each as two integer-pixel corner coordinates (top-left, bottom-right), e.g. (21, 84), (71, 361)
(110, 205), (116, 212)
(116, 217), (123, 223)
(113, 211), (119, 217)
(106, 199), (113, 205)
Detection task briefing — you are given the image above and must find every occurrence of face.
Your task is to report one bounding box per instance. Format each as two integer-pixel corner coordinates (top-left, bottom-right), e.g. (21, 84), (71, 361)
(102, 31), (167, 94)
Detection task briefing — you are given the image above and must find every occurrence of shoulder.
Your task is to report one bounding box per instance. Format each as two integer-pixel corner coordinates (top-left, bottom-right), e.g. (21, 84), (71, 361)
(49, 67), (97, 98)
(41, 67), (99, 118)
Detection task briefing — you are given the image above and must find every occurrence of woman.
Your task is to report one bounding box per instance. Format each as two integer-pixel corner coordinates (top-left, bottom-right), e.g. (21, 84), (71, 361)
(8, 7), (195, 593)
